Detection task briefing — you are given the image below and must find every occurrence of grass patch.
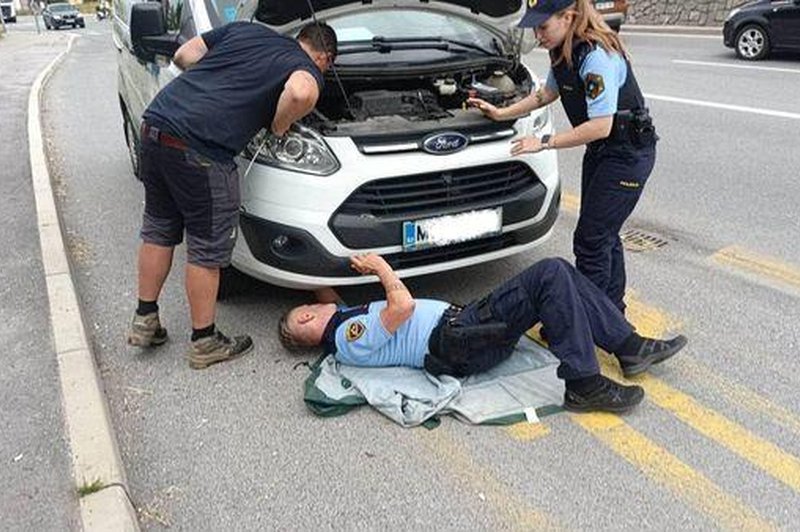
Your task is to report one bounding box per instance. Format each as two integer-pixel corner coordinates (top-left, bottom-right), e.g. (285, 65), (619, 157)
(77, 478), (105, 497)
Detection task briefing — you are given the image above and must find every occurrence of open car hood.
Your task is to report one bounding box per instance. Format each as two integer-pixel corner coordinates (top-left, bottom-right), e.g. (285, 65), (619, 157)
(243, 0), (524, 31)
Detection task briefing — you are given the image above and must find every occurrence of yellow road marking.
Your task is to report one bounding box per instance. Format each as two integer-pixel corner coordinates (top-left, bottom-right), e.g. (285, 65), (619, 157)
(572, 413), (775, 531)
(561, 192), (580, 214)
(712, 246), (800, 291)
(417, 428), (560, 530)
(505, 422), (552, 442)
(677, 357), (800, 439)
(607, 295), (800, 494)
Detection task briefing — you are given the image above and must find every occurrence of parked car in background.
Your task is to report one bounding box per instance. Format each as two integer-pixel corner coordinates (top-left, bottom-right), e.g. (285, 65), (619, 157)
(724, 0), (800, 60)
(43, 2), (85, 30)
(0, 0), (17, 23)
(594, 0), (629, 31)
(115, 0), (561, 292)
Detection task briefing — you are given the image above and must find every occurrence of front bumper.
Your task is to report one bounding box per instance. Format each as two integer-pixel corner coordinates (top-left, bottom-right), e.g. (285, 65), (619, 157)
(235, 184), (560, 289)
(723, 20), (736, 48)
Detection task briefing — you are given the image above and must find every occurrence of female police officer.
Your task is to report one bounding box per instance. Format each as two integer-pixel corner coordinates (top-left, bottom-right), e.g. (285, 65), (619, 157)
(470, 0), (657, 313)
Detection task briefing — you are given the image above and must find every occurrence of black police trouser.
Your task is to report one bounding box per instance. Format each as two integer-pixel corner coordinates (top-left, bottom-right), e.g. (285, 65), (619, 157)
(451, 258), (634, 381)
(574, 142), (656, 312)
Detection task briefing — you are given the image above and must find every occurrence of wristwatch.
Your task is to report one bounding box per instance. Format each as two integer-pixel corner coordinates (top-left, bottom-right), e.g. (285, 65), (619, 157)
(541, 134), (553, 150)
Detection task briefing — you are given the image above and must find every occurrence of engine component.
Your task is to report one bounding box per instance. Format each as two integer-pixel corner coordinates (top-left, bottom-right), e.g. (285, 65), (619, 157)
(350, 89), (450, 121)
(467, 80), (506, 105)
(433, 78), (458, 96)
(485, 70), (516, 95)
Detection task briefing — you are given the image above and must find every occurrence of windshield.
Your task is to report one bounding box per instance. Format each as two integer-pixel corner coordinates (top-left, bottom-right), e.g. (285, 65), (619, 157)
(50, 4), (75, 12)
(206, 0), (248, 26)
(330, 9), (503, 66)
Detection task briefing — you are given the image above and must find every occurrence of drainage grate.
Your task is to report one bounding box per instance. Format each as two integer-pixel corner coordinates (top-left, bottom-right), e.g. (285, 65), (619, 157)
(621, 229), (669, 253)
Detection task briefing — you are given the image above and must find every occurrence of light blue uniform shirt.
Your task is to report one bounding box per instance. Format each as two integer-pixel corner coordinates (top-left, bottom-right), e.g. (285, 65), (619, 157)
(334, 299), (449, 368)
(545, 47), (628, 118)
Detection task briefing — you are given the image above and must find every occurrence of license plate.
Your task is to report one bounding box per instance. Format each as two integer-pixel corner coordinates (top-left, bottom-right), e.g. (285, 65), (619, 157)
(402, 208), (502, 251)
(595, 1), (615, 10)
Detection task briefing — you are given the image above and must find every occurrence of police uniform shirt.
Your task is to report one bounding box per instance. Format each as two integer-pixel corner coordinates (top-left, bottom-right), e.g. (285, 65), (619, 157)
(143, 22), (324, 161)
(334, 300), (450, 368)
(545, 46), (628, 118)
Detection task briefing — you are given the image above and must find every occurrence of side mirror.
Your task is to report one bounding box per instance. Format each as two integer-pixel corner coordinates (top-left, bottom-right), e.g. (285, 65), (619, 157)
(130, 2), (180, 62)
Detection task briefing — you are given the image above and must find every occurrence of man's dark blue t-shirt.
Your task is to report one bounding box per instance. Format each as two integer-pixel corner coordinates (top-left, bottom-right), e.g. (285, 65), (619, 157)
(143, 22), (324, 161)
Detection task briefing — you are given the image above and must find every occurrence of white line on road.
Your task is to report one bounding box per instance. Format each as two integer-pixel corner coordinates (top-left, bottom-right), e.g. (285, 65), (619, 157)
(673, 59), (800, 75)
(622, 32), (721, 40)
(644, 93), (800, 121)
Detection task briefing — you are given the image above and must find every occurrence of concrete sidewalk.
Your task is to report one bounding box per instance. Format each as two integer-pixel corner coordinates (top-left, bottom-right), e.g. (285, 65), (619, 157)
(0, 31), (79, 531)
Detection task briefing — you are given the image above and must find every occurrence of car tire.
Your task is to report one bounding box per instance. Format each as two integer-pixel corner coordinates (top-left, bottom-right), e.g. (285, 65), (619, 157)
(122, 111), (141, 180)
(735, 24), (770, 60)
(79, 22), (85, 28)
(217, 266), (252, 301)
(8, 16), (16, 23)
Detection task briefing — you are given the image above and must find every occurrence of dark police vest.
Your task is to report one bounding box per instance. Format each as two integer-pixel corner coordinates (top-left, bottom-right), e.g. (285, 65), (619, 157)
(551, 41), (655, 148)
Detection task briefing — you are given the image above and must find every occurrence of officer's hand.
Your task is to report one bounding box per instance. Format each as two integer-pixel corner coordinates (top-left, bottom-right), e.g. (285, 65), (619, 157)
(350, 254), (390, 276)
(511, 136), (544, 156)
(467, 98), (503, 121)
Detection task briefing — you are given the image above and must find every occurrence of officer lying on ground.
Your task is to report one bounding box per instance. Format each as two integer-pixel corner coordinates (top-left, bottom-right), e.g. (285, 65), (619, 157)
(279, 255), (687, 414)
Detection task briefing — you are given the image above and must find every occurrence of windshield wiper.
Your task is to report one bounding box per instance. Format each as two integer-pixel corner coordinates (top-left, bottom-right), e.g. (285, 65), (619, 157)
(372, 36), (498, 56)
(337, 36), (498, 57)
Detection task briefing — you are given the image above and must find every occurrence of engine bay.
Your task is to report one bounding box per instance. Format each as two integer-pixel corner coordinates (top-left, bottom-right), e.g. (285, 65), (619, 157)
(308, 62), (534, 136)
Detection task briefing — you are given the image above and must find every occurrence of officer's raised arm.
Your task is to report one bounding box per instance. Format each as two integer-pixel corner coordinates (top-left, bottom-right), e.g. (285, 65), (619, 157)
(350, 255), (415, 334)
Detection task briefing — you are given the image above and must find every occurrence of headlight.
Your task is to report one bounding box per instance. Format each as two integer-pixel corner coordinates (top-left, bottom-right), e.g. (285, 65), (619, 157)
(247, 125), (339, 176)
(53, 15), (62, 19)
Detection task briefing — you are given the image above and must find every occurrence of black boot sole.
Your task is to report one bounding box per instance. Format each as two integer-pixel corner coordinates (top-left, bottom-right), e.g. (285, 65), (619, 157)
(622, 335), (688, 378)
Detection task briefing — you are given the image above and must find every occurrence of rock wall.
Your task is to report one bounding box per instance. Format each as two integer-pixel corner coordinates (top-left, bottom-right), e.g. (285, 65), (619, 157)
(628, 0), (751, 26)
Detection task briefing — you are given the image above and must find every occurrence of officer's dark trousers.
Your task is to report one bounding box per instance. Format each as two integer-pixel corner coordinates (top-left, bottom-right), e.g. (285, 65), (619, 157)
(575, 143), (656, 312)
(456, 258), (634, 380)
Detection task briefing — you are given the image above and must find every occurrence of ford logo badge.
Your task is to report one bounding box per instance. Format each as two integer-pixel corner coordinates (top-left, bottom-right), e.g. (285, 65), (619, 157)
(422, 132), (469, 155)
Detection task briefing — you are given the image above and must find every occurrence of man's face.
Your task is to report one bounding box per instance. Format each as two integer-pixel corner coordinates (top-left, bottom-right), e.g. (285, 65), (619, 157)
(534, 12), (574, 50)
(313, 51), (335, 73)
(287, 303), (329, 344)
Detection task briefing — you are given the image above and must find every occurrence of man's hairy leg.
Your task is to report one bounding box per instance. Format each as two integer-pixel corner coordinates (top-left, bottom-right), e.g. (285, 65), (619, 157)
(138, 242), (174, 301)
(186, 264), (220, 329)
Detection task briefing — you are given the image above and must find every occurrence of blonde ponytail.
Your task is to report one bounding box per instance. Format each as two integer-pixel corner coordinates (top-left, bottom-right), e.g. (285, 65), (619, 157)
(555, 0), (627, 69)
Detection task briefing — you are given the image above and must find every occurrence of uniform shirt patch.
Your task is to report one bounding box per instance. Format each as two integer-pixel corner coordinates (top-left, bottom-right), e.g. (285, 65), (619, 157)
(345, 321), (366, 342)
(585, 73), (606, 100)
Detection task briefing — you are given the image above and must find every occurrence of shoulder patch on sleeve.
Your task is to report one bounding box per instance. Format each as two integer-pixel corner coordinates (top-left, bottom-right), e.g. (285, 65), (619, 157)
(585, 73), (606, 100)
(345, 321), (366, 342)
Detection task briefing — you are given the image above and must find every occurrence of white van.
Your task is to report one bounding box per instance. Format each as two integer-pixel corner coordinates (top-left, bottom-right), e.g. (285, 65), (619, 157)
(114, 0), (560, 293)
(1, 0), (17, 23)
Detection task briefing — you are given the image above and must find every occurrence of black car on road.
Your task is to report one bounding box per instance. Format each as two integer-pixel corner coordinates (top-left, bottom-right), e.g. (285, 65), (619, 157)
(43, 2), (85, 30)
(724, 0), (800, 60)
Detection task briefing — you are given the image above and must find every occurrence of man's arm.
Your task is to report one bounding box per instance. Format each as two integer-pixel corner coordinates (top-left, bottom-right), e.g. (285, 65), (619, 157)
(172, 36), (209, 70)
(350, 255), (415, 334)
(271, 70), (320, 136)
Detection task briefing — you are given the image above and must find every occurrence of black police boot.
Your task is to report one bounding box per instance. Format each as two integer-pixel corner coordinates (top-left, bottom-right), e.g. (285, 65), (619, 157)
(615, 334), (688, 378)
(564, 375), (644, 414)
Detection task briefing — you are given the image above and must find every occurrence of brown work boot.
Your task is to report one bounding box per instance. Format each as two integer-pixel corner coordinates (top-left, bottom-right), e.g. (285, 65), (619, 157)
(127, 312), (168, 347)
(188, 331), (253, 370)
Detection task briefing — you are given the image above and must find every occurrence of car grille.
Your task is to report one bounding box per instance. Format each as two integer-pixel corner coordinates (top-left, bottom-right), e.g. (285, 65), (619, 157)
(337, 161), (539, 218)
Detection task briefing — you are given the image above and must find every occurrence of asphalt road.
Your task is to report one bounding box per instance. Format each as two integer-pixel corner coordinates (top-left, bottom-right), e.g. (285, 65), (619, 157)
(0, 27), (78, 531)
(39, 22), (800, 530)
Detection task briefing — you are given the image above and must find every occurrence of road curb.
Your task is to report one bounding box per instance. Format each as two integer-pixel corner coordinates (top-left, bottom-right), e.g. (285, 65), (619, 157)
(27, 34), (140, 531)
